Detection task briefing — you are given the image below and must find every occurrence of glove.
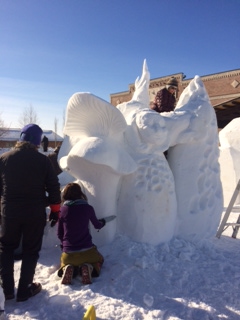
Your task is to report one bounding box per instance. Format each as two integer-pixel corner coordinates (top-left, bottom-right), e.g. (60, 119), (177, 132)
(49, 204), (61, 227)
(49, 211), (59, 227)
(50, 203), (61, 212)
(98, 218), (106, 227)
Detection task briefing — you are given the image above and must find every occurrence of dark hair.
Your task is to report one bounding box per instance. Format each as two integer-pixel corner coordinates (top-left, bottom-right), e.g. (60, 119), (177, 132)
(62, 183), (88, 201)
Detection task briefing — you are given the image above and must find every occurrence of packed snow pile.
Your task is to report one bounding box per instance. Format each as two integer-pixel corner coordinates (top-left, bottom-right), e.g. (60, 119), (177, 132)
(4, 228), (240, 320)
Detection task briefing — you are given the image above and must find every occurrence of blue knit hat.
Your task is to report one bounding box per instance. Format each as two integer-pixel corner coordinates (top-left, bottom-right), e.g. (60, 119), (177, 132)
(20, 124), (43, 146)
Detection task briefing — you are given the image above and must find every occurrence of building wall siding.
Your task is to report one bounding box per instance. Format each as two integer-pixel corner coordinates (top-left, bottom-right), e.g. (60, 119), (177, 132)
(110, 69), (240, 129)
(110, 70), (240, 105)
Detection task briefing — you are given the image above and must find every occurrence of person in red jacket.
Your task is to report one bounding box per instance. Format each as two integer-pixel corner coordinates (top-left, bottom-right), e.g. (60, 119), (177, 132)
(0, 124), (61, 302)
(57, 183), (105, 286)
(151, 77), (178, 113)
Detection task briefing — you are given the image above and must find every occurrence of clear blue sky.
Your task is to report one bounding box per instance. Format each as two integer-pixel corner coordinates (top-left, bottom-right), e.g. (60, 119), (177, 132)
(0, 0), (239, 134)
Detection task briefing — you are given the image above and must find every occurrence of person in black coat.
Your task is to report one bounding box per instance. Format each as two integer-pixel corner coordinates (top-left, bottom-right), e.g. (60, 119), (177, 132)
(42, 135), (49, 152)
(0, 124), (61, 302)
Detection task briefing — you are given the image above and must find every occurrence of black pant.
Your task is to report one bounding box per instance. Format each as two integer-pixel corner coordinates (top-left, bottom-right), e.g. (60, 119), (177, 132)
(0, 208), (46, 296)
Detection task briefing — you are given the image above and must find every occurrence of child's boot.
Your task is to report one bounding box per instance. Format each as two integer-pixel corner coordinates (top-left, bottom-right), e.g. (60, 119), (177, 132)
(80, 264), (93, 285)
(61, 265), (74, 285)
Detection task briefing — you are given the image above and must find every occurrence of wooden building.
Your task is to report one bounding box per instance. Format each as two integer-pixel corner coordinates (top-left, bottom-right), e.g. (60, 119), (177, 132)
(110, 69), (240, 130)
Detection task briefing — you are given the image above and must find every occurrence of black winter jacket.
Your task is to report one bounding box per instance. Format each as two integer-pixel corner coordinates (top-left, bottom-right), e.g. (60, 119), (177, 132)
(0, 143), (61, 216)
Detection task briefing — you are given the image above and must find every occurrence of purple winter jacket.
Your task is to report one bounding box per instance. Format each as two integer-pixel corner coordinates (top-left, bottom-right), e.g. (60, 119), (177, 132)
(57, 199), (104, 252)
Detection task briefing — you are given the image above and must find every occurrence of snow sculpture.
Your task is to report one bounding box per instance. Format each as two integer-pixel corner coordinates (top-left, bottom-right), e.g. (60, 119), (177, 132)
(116, 61), (222, 244)
(59, 60), (223, 246)
(168, 77), (223, 241)
(116, 61), (178, 244)
(59, 93), (137, 246)
(219, 118), (240, 206)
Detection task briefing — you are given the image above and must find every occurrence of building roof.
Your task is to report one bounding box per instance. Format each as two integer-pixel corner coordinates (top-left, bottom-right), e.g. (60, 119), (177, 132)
(0, 128), (63, 142)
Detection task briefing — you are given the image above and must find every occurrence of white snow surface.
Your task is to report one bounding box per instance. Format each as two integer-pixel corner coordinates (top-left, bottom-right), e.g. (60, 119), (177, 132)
(1, 61), (240, 319)
(3, 226), (240, 320)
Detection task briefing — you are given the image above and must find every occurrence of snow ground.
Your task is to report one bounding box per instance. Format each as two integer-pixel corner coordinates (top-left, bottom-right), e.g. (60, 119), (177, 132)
(3, 213), (240, 320)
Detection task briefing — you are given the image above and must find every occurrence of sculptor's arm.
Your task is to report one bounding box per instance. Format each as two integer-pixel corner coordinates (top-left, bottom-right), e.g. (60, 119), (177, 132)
(57, 211), (64, 242)
(89, 205), (105, 230)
